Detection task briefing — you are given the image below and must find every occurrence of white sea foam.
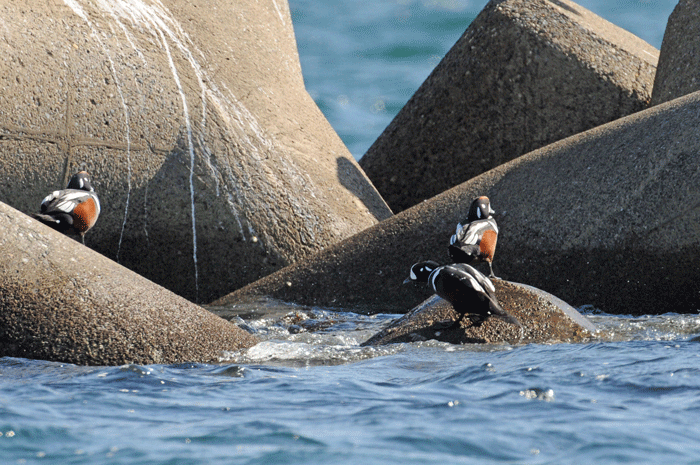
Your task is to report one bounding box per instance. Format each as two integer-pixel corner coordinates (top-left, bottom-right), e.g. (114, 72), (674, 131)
(220, 340), (400, 367)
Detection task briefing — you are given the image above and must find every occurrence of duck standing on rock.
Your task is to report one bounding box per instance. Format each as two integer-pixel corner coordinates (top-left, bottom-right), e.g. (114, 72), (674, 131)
(404, 260), (521, 328)
(449, 196), (499, 278)
(32, 171), (101, 245)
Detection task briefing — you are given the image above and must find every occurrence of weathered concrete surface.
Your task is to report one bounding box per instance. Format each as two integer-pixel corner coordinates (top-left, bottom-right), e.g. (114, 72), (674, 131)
(651, 0), (700, 105)
(218, 90), (700, 316)
(359, 0), (658, 213)
(0, 201), (258, 366)
(0, 0), (391, 304)
(361, 281), (596, 346)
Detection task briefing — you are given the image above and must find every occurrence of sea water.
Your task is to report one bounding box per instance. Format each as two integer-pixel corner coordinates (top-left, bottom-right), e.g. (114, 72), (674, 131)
(3, 1), (696, 464)
(2, 309), (700, 464)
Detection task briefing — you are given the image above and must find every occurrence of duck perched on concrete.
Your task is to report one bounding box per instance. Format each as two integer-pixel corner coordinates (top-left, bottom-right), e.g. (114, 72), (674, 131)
(32, 171), (101, 245)
(449, 196), (498, 278)
(404, 260), (520, 328)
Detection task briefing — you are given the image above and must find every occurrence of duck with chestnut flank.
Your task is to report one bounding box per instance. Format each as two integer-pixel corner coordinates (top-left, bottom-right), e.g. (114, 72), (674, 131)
(449, 196), (499, 278)
(32, 171), (101, 245)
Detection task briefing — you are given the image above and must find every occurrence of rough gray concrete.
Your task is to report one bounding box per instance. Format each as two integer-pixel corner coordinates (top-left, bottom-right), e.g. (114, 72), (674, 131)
(0, 201), (258, 366)
(218, 90), (700, 316)
(361, 281), (596, 346)
(0, 0), (391, 304)
(651, 0), (700, 105)
(360, 0), (658, 213)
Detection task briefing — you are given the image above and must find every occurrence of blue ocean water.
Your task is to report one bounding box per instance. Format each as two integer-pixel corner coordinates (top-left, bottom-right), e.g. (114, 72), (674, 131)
(3, 310), (700, 464)
(4, 1), (697, 464)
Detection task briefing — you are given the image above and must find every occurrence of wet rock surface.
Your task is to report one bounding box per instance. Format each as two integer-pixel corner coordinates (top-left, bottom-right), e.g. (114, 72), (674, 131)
(360, 0), (658, 213)
(0, 201), (257, 366)
(221, 91), (700, 316)
(0, 0), (391, 304)
(361, 281), (596, 346)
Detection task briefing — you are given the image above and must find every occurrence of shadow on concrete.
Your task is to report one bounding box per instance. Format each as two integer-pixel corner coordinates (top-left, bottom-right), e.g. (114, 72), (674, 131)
(337, 156), (393, 221)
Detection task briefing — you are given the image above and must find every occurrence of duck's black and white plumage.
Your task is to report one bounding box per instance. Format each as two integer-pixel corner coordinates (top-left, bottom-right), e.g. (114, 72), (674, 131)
(405, 260), (520, 327)
(449, 196), (499, 278)
(32, 171), (101, 244)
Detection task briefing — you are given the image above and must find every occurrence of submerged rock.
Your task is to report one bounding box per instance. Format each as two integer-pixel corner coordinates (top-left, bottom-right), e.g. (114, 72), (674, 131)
(361, 281), (596, 346)
(651, 0), (700, 105)
(360, 0), (658, 213)
(221, 90), (700, 316)
(0, 201), (257, 366)
(0, 0), (391, 304)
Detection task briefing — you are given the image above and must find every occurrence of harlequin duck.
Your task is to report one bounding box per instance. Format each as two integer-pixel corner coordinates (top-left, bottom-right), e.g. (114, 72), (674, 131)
(404, 260), (520, 327)
(449, 196), (499, 278)
(32, 171), (101, 244)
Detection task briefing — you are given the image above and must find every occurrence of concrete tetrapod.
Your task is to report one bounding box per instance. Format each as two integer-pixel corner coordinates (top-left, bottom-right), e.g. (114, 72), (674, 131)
(0, 201), (257, 366)
(219, 90), (700, 316)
